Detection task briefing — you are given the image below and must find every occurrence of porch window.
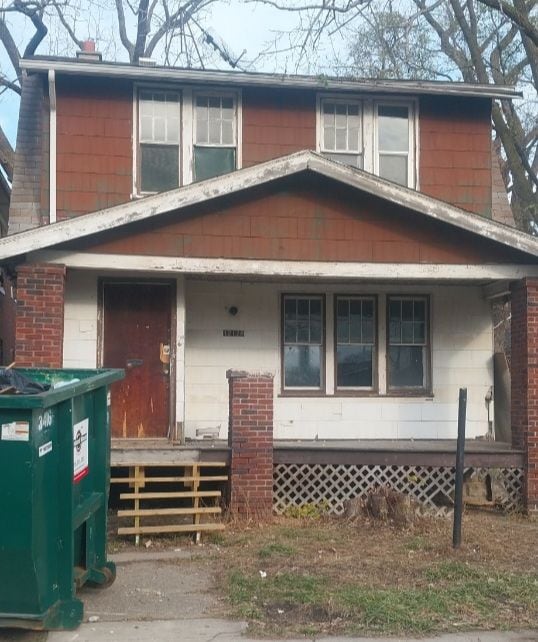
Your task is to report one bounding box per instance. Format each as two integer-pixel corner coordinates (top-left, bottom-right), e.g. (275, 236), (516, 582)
(335, 296), (376, 389)
(138, 90), (180, 193)
(282, 295), (324, 390)
(387, 296), (429, 391)
(320, 100), (362, 168)
(194, 94), (236, 181)
(376, 104), (411, 187)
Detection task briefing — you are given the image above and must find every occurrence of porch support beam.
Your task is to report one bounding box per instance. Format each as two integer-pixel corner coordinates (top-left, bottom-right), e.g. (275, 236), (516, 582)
(511, 278), (538, 514)
(32, 251), (538, 282)
(175, 275), (186, 442)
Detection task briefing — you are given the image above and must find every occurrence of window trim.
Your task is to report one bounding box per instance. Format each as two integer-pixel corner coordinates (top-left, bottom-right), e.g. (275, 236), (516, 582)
(333, 294), (378, 394)
(385, 294), (432, 396)
(133, 84), (182, 196)
(316, 93), (418, 189)
(280, 293), (326, 395)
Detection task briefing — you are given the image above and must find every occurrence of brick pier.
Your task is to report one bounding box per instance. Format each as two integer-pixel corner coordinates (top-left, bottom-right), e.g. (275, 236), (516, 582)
(227, 370), (274, 519)
(511, 278), (538, 513)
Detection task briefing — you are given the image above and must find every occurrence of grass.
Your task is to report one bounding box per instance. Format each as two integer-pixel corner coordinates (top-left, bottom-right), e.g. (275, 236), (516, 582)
(211, 512), (538, 637)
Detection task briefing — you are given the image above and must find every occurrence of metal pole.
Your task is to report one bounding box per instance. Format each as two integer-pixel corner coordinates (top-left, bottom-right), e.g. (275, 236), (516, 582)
(452, 387), (467, 549)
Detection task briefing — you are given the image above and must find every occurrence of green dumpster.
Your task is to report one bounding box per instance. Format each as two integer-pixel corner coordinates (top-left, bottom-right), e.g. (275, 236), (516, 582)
(0, 367), (124, 630)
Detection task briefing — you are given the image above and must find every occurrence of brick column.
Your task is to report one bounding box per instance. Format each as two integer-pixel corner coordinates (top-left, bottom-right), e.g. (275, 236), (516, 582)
(227, 370), (274, 519)
(15, 263), (66, 367)
(511, 278), (538, 513)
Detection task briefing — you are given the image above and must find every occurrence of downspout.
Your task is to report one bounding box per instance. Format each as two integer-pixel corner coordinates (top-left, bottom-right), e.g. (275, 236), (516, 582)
(48, 70), (57, 224)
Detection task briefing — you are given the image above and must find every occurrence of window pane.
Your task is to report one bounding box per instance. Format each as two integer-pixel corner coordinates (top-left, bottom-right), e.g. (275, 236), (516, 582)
(284, 345), (321, 387)
(323, 152), (362, 168)
(324, 127), (335, 150)
(378, 105), (409, 151)
(337, 345), (372, 387)
(140, 144), (179, 192)
(140, 115), (153, 141)
(221, 121), (234, 145)
(154, 117), (166, 142)
(379, 155), (407, 186)
(208, 119), (221, 144)
(349, 299), (362, 343)
(221, 96), (233, 110)
(335, 129), (347, 149)
(388, 345), (424, 388)
(402, 320), (414, 343)
(336, 299), (349, 343)
(414, 300), (426, 322)
(284, 298), (296, 321)
(284, 321), (296, 344)
(194, 147), (235, 181)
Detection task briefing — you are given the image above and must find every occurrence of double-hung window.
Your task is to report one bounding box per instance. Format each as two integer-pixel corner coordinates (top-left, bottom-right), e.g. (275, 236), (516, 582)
(335, 296), (376, 390)
(320, 99), (362, 168)
(194, 94), (237, 181)
(138, 90), (180, 193)
(317, 95), (416, 188)
(282, 295), (324, 390)
(376, 103), (412, 187)
(387, 296), (429, 392)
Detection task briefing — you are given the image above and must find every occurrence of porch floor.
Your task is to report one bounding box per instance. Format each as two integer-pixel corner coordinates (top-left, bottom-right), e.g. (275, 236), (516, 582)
(111, 438), (523, 468)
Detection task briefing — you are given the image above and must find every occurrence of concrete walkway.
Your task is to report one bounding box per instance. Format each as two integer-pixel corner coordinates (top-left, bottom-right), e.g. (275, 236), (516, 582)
(2, 550), (537, 642)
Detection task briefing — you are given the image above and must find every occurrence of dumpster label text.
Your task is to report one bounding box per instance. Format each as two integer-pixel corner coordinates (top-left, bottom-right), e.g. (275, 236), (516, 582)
(73, 418), (89, 482)
(1, 421), (30, 441)
(39, 440), (53, 457)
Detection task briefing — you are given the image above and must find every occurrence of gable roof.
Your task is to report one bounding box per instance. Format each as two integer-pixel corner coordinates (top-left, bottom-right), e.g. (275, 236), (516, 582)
(22, 57), (520, 101)
(0, 150), (536, 262)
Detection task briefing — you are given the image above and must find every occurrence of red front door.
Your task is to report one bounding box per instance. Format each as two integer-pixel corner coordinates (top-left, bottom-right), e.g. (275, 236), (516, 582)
(102, 281), (173, 439)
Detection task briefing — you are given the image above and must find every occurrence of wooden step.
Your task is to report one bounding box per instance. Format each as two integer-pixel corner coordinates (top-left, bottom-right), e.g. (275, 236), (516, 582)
(111, 475), (228, 483)
(120, 490), (221, 500)
(113, 461), (227, 468)
(118, 523), (225, 535)
(118, 506), (222, 517)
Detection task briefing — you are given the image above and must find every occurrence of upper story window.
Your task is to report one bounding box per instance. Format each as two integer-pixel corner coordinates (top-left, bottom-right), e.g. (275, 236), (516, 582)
(194, 94), (237, 181)
(320, 100), (362, 169)
(317, 95), (416, 188)
(135, 88), (239, 194)
(138, 90), (180, 193)
(376, 104), (411, 187)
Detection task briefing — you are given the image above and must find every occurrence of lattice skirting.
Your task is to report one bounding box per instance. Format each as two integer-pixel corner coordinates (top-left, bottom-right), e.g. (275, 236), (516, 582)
(273, 464), (524, 516)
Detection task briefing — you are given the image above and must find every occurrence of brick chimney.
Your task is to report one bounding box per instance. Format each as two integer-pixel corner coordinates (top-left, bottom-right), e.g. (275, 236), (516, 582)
(77, 39), (102, 61)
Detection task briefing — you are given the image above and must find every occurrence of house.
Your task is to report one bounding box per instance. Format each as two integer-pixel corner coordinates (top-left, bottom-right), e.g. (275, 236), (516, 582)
(2, 47), (537, 518)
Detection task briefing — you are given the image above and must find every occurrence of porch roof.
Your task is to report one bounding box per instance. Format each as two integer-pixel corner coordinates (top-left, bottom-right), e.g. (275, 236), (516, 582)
(1, 150), (538, 263)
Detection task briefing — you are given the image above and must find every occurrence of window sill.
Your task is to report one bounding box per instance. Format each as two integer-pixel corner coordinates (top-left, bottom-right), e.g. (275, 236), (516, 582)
(278, 391), (434, 399)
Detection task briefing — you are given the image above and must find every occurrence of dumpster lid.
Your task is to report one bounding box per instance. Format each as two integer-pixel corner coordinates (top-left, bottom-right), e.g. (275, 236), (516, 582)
(0, 368), (124, 408)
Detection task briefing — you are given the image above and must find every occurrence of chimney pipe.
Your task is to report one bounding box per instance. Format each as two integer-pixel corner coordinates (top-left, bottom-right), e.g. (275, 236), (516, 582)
(81, 39), (96, 53)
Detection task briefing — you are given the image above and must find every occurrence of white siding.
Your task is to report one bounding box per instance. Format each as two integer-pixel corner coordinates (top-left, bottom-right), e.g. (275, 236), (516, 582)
(63, 273), (494, 441)
(63, 271), (98, 368)
(185, 280), (494, 440)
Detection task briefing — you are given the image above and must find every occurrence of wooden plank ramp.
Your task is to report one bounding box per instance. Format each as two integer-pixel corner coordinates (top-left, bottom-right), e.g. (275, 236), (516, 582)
(111, 462), (228, 544)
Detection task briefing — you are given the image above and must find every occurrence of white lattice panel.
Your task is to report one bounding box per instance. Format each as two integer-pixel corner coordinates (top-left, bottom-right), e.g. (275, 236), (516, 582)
(273, 464), (523, 516)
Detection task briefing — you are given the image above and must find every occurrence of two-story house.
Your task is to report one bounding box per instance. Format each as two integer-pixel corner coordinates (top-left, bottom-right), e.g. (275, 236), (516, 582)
(2, 46), (537, 516)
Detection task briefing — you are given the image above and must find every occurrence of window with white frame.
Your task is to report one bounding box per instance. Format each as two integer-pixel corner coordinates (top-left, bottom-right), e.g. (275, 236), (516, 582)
(194, 94), (237, 181)
(138, 90), (181, 193)
(317, 95), (416, 188)
(387, 296), (429, 391)
(282, 295), (324, 390)
(376, 103), (411, 187)
(320, 100), (362, 168)
(335, 296), (376, 389)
